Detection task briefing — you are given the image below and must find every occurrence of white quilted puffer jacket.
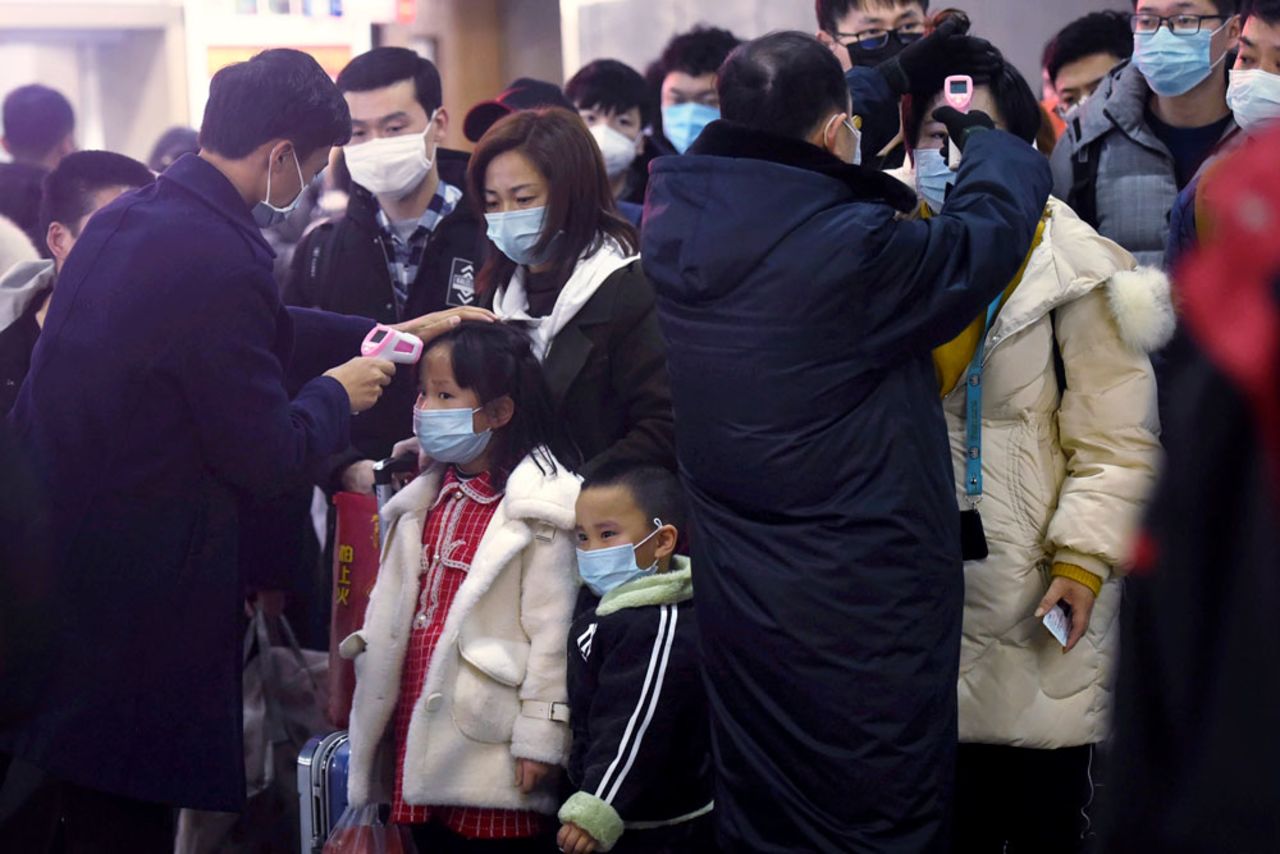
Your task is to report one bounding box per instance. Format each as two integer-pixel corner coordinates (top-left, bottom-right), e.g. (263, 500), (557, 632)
(944, 197), (1170, 748)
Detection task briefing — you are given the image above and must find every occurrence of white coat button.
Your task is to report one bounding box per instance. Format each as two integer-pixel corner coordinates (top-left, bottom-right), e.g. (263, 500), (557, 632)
(425, 693), (444, 712)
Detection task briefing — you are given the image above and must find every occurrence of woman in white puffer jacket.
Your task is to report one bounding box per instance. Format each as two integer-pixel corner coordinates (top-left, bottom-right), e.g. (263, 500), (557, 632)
(900, 53), (1172, 853)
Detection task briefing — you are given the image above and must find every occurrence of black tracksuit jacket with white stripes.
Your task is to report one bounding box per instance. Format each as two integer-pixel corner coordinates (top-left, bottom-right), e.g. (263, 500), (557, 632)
(565, 565), (713, 834)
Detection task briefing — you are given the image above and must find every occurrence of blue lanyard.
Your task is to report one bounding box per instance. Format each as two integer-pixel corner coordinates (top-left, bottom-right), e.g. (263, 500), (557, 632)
(963, 297), (1004, 505)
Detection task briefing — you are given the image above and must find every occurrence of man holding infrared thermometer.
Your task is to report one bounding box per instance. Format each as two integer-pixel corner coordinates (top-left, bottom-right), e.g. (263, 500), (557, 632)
(0, 49), (489, 850)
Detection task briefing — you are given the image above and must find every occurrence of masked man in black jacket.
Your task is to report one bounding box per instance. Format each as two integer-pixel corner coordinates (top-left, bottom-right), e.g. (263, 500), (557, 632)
(285, 47), (487, 493)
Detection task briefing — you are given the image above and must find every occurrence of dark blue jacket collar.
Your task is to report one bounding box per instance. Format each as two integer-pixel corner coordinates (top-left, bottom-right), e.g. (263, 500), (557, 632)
(161, 153), (274, 256)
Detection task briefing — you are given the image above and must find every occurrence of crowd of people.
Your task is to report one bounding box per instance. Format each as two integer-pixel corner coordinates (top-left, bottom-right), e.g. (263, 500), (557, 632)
(0, 0), (1277, 851)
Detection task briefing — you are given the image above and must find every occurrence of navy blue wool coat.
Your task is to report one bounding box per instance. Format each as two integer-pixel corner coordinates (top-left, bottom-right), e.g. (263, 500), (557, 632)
(2, 155), (377, 811)
(641, 107), (1052, 849)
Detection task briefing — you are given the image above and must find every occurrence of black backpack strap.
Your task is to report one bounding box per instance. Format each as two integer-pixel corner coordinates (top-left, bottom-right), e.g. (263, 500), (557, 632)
(285, 220), (335, 308)
(1067, 116), (1103, 230)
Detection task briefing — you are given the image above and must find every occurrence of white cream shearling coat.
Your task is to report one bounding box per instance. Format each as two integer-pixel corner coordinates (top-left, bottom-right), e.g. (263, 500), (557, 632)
(342, 454), (580, 814)
(946, 197), (1168, 748)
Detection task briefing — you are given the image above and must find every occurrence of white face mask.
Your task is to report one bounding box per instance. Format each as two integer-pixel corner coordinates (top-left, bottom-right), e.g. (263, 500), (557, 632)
(824, 112), (863, 166)
(1227, 68), (1280, 134)
(345, 109), (439, 198)
(589, 123), (639, 179)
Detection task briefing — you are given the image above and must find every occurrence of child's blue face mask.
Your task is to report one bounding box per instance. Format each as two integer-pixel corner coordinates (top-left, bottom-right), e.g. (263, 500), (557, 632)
(413, 405), (491, 464)
(576, 519), (664, 596)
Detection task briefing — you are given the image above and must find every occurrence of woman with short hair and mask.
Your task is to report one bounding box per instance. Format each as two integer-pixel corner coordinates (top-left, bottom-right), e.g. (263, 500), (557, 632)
(900, 49), (1172, 853)
(468, 108), (674, 477)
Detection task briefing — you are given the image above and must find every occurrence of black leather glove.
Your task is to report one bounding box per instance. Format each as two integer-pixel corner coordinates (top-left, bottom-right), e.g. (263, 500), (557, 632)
(931, 107), (996, 152)
(877, 15), (1002, 96)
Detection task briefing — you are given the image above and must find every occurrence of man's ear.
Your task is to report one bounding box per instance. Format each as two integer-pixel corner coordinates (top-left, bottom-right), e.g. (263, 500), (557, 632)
(483, 395), (515, 431)
(432, 108), (450, 145)
(653, 524), (679, 561)
(0, 136), (9, 157)
(46, 221), (72, 265)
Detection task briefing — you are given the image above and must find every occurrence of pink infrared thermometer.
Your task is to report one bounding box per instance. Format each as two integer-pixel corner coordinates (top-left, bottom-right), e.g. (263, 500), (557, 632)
(361, 325), (423, 364)
(944, 74), (974, 170)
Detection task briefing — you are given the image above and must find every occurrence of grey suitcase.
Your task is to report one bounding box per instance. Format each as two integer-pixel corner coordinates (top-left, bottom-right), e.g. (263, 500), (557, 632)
(297, 731), (350, 853)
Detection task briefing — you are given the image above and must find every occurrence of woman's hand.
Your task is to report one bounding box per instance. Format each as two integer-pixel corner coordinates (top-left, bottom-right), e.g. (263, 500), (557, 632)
(557, 822), (599, 854)
(1035, 576), (1097, 653)
(393, 306), (496, 345)
(514, 758), (555, 794)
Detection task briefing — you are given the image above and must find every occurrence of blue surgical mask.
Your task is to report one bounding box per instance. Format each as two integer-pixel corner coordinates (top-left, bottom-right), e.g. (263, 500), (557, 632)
(1133, 22), (1230, 98)
(252, 147), (306, 228)
(576, 520), (664, 596)
(915, 148), (956, 213)
(413, 405), (492, 465)
(485, 206), (554, 266)
(663, 102), (719, 154)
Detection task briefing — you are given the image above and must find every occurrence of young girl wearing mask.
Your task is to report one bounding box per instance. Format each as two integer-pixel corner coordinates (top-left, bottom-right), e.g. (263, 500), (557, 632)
(468, 108), (674, 477)
(342, 321), (581, 852)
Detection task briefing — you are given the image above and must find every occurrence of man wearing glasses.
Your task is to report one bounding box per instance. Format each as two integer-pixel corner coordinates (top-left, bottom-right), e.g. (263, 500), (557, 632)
(1050, 0), (1242, 270)
(816, 0), (929, 168)
(816, 0), (928, 70)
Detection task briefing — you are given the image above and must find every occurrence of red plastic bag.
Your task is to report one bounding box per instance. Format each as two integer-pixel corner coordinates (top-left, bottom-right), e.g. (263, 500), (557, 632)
(322, 805), (415, 854)
(328, 492), (380, 728)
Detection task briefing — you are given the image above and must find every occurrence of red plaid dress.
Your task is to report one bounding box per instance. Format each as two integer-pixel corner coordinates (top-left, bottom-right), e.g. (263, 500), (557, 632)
(390, 468), (549, 838)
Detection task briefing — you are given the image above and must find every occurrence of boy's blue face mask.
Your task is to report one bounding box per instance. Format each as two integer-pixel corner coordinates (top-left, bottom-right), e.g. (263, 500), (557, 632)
(576, 519), (664, 596)
(663, 103), (719, 154)
(1133, 21), (1231, 97)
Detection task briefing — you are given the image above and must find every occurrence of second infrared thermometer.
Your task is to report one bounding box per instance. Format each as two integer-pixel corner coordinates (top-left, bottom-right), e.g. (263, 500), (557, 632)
(361, 325), (423, 364)
(944, 74), (974, 170)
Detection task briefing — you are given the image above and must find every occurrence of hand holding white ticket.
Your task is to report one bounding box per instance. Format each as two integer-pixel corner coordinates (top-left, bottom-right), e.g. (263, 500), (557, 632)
(1034, 575), (1098, 652)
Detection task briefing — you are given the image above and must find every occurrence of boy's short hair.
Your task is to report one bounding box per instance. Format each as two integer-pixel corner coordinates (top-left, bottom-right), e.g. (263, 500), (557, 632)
(2, 84), (75, 161)
(199, 49), (351, 161)
(581, 461), (688, 532)
(658, 26), (742, 80)
(816, 0), (931, 34)
(336, 47), (444, 116)
(565, 59), (654, 128)
(1245, 0), (1280, 24)
(1043, 12), (1133, 86)
(1130, 0), (1238, 12)
(41, 150), (154, 236)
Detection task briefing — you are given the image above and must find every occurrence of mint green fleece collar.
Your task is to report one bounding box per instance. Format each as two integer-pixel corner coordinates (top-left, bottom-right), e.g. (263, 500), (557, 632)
(596, 557), (692, 617)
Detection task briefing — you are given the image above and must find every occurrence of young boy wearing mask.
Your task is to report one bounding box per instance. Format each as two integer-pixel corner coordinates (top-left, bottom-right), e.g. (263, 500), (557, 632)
(566, 59), (654, 226)
(557, 463), (712, 854)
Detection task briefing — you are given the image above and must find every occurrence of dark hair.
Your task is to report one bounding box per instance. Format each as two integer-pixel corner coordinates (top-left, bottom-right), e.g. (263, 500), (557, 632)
(658, 25), (742, 79)
(816, 0), (931, 33)
(1044, 12), (1133, 86)
(2, 85), (74, 161)
(423, 321), (578, 486)
(1244, 0), (1280, 23)
(718, 32), (850, 140)
(467, 108), (638, 296)
(199, 49), (351, 161)
(581, 461), (688, 532)
(1131, 0), (1238, 12)
(148, 126), (199, 173)
(904, 48), (1042, 148)
(336, 47), (443, 116)
(565, 59), (654, 128)
(41, 150), (154, 237)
